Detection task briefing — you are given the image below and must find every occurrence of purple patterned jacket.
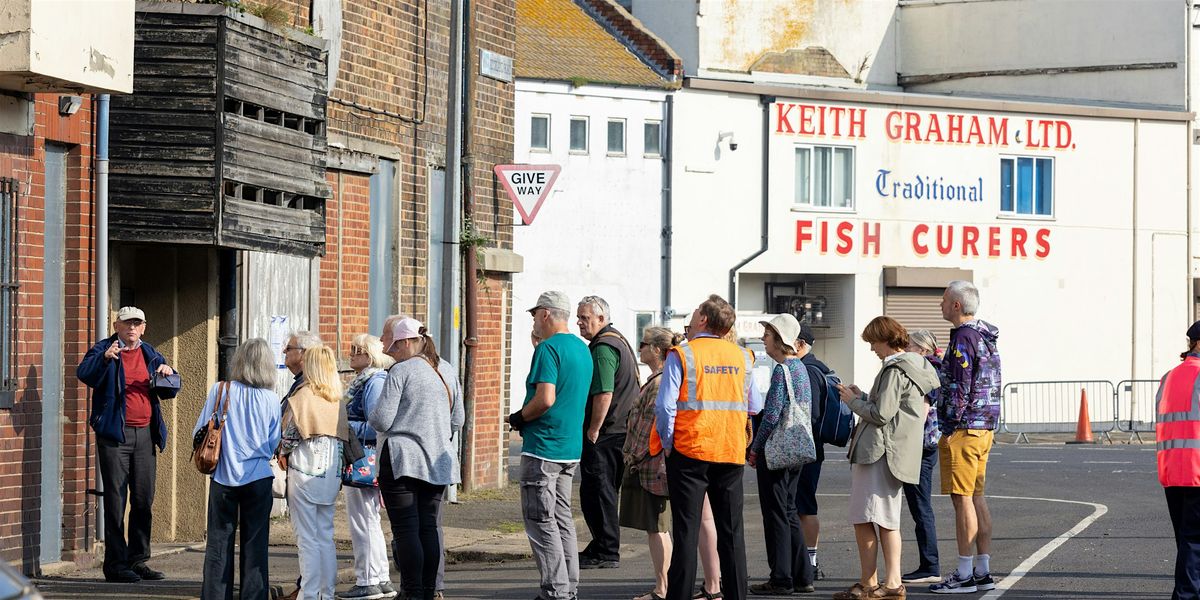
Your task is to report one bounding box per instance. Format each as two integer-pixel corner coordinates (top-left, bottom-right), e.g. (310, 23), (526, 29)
(937, 320), (1001, 433)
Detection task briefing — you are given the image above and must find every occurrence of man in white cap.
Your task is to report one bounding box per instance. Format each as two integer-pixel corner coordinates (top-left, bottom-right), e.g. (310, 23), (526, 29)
(508, 291), (593, 600)
(77, 306), (178, 583)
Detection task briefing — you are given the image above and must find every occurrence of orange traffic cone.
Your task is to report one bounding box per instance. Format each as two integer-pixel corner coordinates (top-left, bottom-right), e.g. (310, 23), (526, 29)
(1067, 388), (1095, 444)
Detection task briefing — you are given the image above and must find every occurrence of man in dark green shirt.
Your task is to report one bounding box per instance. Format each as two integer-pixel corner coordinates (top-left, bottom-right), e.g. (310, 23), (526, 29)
(576, 295), (641, 569)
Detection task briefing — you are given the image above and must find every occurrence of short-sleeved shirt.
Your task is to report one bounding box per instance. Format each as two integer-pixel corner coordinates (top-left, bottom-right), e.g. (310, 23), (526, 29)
(521, 332), (593, 462)
(121, 349), (152, 428)
(588, 344), (619, 396)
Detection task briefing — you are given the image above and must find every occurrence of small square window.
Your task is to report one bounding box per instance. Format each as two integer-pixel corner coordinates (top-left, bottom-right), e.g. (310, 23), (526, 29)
(644, 121), (662, 156)
(999, 156), (1053, 216)
(794, 144), (854, 209)
(570, 116), (589, 153)
(530, 114), (550, 151)
(607, 119), (626, 155)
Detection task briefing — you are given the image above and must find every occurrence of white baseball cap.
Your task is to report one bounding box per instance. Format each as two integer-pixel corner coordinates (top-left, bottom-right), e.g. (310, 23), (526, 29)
(116, 306), (146, 323)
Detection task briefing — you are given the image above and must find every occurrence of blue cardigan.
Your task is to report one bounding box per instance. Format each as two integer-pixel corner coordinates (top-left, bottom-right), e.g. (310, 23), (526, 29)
(77, 336), (178, 449)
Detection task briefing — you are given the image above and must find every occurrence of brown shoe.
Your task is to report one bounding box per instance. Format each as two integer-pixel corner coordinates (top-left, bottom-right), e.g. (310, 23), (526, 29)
(873, 585), (906, 599)
(832, 583), (876, 600)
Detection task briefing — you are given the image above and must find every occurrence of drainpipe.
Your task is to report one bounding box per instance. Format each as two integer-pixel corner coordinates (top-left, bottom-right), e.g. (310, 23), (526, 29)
(727, 95), (775, 304)
(93, 93), (110, 546)
(460, 0), (479, 491)
(1187, 2), (1195, 334)
(217, 249), (238, 379)
(1132, 118), (1140, 380)
(442, 0), (464, 371)
(661, 94), (674, 322)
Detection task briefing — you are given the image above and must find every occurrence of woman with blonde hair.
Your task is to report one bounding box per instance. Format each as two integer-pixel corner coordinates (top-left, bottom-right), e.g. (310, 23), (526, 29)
(281, 345), (348, 600)
(899, 329), (943, 584)
(340, 334), (397, 600)
(196, 338), (280, 600)
(370, 317), (464, 600)
(621, 326), (685, 600)
(834, 317), (940, 600)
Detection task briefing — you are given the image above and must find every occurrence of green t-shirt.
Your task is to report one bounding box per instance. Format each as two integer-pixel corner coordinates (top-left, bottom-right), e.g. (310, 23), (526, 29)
(588, 344), (619, 396)
(521, 332), (593, 461)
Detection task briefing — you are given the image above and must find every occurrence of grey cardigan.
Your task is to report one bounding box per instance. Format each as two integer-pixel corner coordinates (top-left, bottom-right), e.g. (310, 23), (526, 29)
(368, 357), (465, 486)
(845, 352), (940, 484)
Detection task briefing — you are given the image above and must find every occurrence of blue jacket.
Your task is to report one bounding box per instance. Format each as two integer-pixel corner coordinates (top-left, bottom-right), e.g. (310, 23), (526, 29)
(77, 335), (178, 449)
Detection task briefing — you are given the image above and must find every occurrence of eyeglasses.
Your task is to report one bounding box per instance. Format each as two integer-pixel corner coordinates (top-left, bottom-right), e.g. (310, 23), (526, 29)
(638, 342), (649, 350)
(349, 346), (367, 356)
(283, 345), (302, 353)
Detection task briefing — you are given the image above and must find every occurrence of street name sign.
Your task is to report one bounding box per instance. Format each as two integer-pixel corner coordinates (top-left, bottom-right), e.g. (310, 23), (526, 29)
(493, 164), (561, 225)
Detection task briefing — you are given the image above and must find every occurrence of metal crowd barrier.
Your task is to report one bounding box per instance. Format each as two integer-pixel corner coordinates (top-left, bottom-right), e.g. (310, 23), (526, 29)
(999, 380), (1118, 443)
(1115, 379), (1160, 444)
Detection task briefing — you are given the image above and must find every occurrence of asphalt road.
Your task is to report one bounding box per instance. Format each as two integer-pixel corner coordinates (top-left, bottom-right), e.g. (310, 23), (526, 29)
(33, 442), (1174, 599)
(458, 442), (1173, 600)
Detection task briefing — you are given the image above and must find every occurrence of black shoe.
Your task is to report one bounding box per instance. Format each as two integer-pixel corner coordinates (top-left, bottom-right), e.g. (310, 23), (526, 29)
(794, 583), (815, 594)
(104, 569), (141, 583)
(578, 555), (619, 569)
(749, 581), (793, 595)
(131, 563), (165, 580)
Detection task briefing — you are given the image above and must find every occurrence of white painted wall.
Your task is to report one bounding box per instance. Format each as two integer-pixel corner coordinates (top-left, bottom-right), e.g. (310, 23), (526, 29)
(899, 0), (1186, 108)
(669, 88), (1190, 394)
(0, 0), (134, 93)
(510, 80), (668, 411)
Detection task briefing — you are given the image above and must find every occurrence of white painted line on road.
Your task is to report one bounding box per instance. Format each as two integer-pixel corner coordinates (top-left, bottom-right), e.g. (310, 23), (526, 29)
(1009, 460), (1059, 463)
(980, 495), (1108, 599)
(1083, 461), (1132, 464)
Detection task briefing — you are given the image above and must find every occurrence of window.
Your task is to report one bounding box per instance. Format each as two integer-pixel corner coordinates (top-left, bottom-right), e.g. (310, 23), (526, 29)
(794, 145), (854, 209)
(569, 116), (589, 153)
(635, 311), (655, 360)
(607, 118), (626, 155)
(368, 159), (397, 336)
(1000, 156), (1053, 216)
(530, 114), (550, 151)
(644, 120), (662, 156)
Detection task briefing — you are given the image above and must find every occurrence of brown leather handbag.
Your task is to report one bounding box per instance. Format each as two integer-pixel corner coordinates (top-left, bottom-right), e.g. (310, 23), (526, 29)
(192, 381), (231, 475)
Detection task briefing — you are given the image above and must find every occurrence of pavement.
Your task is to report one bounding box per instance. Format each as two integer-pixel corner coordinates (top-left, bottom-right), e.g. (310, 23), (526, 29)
(32, 433), (1176, 599)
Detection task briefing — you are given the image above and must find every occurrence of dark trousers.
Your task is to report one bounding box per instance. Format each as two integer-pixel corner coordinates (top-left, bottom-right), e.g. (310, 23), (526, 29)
(98, 425), (156, 575)
(580, 433), (624, 561)
(755, 462), (813, 588)
(379, 446), (445, 600)
(201, 478), (273, 600)
(902, 447), (940, 572)
(665, 451), (747, 600)
(1167, 486), (1200, 600)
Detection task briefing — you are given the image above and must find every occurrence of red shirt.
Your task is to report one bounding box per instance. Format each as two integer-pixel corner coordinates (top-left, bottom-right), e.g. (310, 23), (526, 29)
(121, 349), (152, 428)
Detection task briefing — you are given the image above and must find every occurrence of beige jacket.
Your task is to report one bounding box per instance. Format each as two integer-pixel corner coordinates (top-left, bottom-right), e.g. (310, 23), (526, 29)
(845, 352), (940, 484)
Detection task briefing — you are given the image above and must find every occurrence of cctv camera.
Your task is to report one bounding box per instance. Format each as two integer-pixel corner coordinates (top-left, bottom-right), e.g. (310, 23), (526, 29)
(729, 141), (738, 151)
(718, 130), (737, 151)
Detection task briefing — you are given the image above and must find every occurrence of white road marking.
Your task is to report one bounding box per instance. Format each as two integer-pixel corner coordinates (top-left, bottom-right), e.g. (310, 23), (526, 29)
(1009, 460), (1059, 463)
(1083, 461), (1132, 464)
(980, 495), (1108, 599)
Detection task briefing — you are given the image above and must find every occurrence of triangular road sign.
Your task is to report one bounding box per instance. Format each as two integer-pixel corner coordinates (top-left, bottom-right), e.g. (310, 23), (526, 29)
(493, 164), (561, 225)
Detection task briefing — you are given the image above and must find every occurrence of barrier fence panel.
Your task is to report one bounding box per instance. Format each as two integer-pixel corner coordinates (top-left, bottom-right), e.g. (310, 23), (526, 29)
(1116, 379), (1160, 443)
(999, 380), (1118, 443)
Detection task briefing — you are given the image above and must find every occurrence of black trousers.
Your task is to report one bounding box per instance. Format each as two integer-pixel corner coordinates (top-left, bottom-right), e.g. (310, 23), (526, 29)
(755, 462), (813, 588)
(665, 451), (747, 600)
(1167, 486), (1200, 600)
(201, 478), (273, 600)
(379, 445), (445, 600)
(580, 432), (625, 561)
(98, 425), (156, 575)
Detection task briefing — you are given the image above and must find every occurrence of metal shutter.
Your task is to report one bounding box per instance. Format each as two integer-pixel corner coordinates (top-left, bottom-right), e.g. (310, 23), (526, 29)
(883, 288), (952, 351)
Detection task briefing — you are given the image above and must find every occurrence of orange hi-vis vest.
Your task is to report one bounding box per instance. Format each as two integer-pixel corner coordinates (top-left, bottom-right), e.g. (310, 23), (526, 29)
(659, 336), (754, 465)
(1157, 354), (1200, 487)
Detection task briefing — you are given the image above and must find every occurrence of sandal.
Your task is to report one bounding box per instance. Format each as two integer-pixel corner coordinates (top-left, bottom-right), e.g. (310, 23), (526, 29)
(692, 588), (724, 600)
(634, 592), (666, 600)
(832, 583), (877, 600)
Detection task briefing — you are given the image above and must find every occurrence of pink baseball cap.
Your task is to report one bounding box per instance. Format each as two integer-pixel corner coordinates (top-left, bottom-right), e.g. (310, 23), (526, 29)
(391, 317), (424, 341)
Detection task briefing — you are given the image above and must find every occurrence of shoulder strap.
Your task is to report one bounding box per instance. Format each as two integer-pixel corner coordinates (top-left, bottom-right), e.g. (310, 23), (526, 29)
(215, 381), (231, 426)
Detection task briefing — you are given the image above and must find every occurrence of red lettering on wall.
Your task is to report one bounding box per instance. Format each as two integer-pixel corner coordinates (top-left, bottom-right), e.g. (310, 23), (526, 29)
(905, 112), (922, 142)
(799, 104), (815, 135)
(862, 222), (880, 256)
(1011, 227), (1028, 257)
(935, 225), (954, 255)
(848, 108), (866, 139)
(817, 105), (827, 136)
(835, 222), (854, 255)
(966, 116), (983, 144)
(912, 224), (929, 256)
(988, 118), (1009, 147)
(1054, 120), (1073, 149)
(776, 103), (795, 134)
(962, 226), (980, 257)
(987, 227), (1001, 257)
(885, 111), (903, 140)
(795, 220), (813, 252)
(829, 107), (845, 137)
(819, 221), (830, 254)
(1034, 228), (1051, 258)
(947, 114), (963, 143)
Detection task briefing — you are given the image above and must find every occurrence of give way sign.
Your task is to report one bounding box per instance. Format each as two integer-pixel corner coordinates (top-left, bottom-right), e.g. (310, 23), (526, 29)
(493, 164), (561, 225)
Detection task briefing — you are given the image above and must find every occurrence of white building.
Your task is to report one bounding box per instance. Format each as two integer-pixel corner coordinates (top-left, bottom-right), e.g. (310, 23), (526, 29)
(619, 0), (1198, 429)
(508, 0), (681, 407)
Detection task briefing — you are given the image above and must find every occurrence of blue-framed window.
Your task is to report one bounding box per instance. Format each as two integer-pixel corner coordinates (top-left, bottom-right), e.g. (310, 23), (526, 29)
(1000, 156), (1053, 216)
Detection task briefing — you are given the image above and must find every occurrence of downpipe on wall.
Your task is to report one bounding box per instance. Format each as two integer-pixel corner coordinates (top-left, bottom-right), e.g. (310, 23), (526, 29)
(727, 95), (775, 305)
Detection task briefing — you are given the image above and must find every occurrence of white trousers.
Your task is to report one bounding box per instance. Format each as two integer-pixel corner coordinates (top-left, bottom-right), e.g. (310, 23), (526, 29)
(290, 491), (337, 599)
(346, 486), (391, 586)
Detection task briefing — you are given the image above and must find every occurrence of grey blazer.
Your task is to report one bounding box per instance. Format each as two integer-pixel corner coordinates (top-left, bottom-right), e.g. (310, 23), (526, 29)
(845, 352), (941, 484)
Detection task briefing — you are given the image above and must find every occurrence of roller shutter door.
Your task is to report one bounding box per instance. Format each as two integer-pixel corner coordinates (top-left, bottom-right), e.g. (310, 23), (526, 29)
(883, 287), (952, 351)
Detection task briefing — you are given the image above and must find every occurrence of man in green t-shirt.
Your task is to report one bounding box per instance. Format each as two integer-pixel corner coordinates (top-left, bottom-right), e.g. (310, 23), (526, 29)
(508, 291), (592, 600)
